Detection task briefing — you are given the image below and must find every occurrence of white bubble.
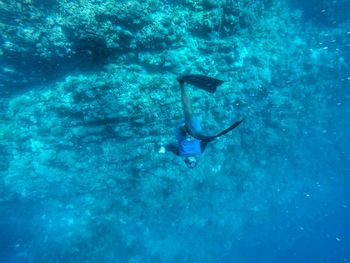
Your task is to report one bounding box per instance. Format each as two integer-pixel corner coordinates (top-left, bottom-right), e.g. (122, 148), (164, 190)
(158, 146), (166, 154)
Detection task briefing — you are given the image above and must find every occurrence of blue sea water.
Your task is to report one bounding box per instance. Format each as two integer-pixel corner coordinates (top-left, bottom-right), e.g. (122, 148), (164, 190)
(1, 0), (350, 262)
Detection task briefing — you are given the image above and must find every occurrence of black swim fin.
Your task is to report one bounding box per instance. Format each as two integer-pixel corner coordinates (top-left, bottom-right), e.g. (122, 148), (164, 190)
(177, 74), (224, 93)
(185, 119), (244, 142)
(211, 118), (244, 140)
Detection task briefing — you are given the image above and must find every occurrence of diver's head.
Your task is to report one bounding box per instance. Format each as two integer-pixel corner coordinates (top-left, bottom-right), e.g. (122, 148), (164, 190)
(184, 156), (197, 168)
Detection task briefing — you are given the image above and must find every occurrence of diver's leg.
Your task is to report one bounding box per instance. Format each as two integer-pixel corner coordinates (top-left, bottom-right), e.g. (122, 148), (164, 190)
(180, 82), (194, 125)
(179, 82), (207, 139)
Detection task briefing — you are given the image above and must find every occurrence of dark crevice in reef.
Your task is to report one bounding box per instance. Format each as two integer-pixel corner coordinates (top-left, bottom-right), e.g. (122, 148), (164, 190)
(0, 47), (112, 97)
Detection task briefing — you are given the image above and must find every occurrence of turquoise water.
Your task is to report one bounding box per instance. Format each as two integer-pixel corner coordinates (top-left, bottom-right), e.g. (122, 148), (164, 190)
(1, 0), (349, 262)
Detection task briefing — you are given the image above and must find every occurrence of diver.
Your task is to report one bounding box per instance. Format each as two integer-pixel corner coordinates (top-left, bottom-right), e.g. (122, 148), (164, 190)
(171, 74), (244, 168)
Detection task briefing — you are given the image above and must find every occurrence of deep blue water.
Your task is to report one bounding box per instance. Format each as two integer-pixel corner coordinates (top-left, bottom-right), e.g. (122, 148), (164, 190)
(1, 0), (350, 262)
